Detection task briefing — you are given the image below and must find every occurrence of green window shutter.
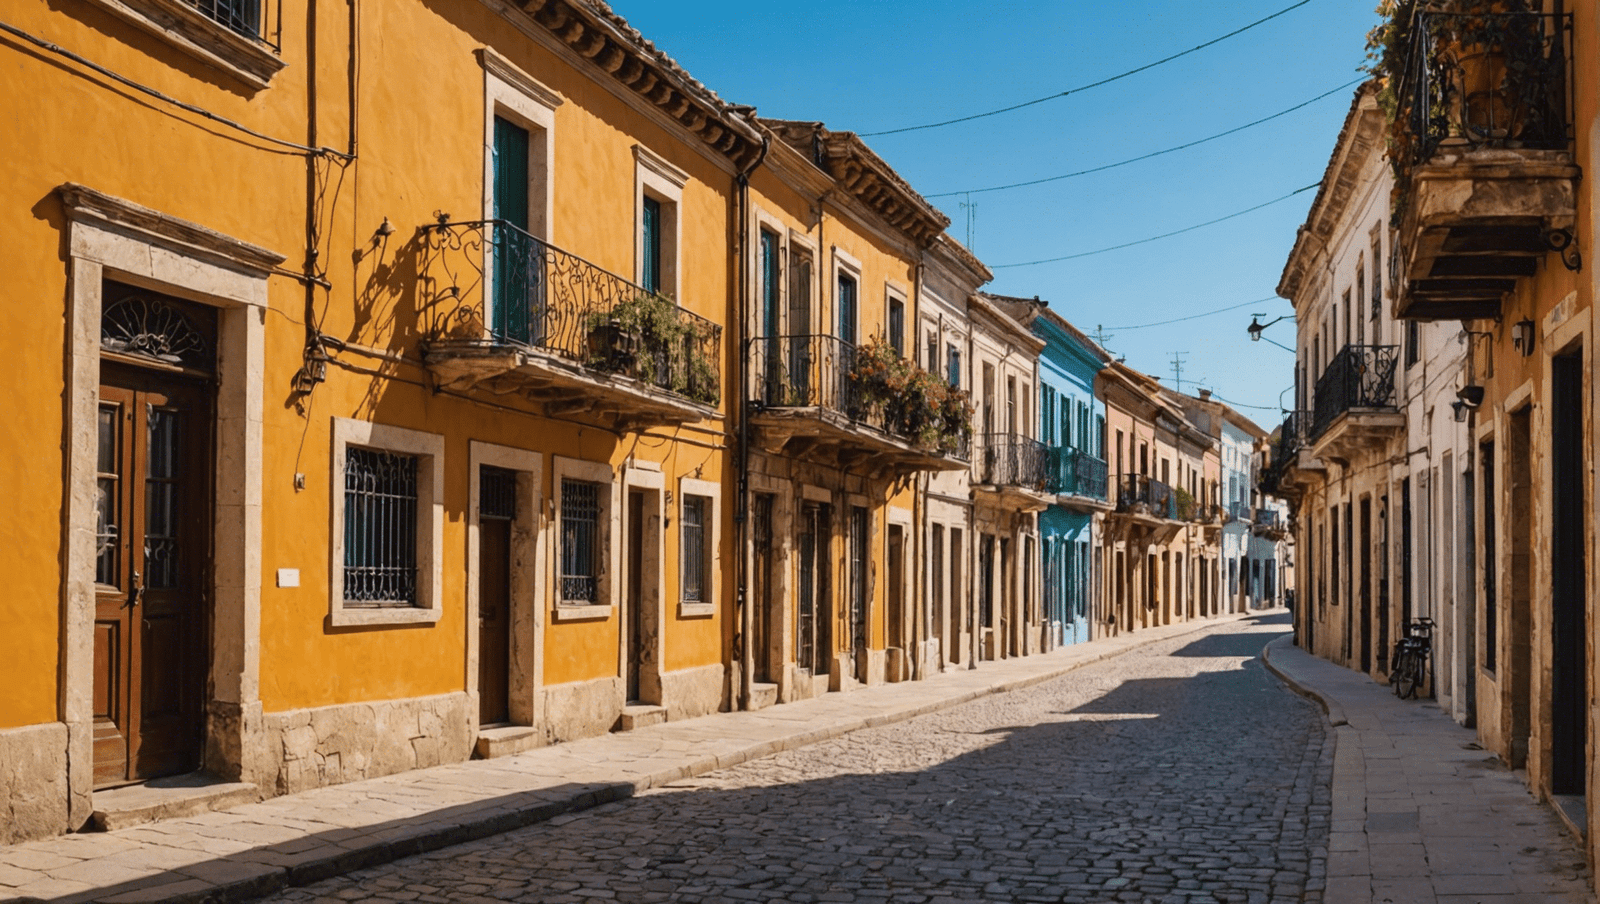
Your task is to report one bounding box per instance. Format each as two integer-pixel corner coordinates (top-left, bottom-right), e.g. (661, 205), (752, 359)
(491, 117), (532, 343)
(761, 231), (780, 335)
(642, 197), (662, 294)
(492, 117), (530, 230)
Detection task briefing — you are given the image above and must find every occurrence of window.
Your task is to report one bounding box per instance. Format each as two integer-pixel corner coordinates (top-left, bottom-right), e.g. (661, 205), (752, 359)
(195, 0), (262, 38)
(838, 273), (858, 345)
(1042, 387), (1056, 444)
(80, 0), (286, 90)
(1371, 230), (1383, 319)
(926, 330), (938, 371)
(681, 495), (708, 603)
(1405, 321), (1420, 367)
(678, 477), (720, 616)
(561, 479), (601, 603)
(760, 228), (781, 336)
(330, 419), (443, 626)
(888, 296), (905, 355)
(634, 144), (686, 299)
(947, 344), (961, 386)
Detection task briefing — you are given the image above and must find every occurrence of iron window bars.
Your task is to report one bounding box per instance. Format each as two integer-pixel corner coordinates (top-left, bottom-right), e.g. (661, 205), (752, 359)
(560, 479), (600, 604)
(344, 448), (419, 606)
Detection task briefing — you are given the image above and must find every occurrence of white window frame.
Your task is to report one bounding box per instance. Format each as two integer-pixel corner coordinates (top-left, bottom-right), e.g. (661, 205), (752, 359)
(481, 47), (561, 241)
(552, 456), (619, 621)
(831, 247), (863, 343)
(80, 0), (285, 90)
(634, 144), (687, 300)
(677, 476), (721, 618)
(329, 418), (445, 627)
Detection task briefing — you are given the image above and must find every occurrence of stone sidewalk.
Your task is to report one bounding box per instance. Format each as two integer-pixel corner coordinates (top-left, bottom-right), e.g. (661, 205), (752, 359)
(1263, 635), (1595, 904)
(0, 613), (1256, 904)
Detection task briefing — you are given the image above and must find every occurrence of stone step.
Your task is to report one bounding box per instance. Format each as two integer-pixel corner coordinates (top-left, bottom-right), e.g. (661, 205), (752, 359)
(475, 725), (542, 759)
(747, 682), (778, 710)
(617, 704), (667, 731)
(91, 774), (259, 831)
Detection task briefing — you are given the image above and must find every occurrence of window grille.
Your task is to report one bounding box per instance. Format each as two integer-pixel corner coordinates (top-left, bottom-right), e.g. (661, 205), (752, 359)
(561, 479), (600, 603)
(190, 0), (262, 39)
(344, 448), (419, 606)
(682, 495), (708, 602)
(480, 466), (517, 521)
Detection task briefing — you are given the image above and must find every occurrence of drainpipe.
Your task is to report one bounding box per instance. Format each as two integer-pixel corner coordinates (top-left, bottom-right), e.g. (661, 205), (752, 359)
(733, 133), (769, 712)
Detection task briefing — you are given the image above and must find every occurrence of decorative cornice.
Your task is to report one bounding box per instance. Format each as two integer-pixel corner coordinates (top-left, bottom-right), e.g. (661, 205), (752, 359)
(633, 144), (689, 189)
(762, 119), (951, 248)
(518, 0), (764, 169)
(59, 183), (287, 275)
(479, 46), (565, 110)
(1278, 82), (1384, 302)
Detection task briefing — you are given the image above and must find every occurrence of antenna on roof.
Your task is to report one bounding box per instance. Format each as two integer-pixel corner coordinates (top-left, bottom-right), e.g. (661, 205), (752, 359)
(1091, 324), (1115, 349)
(1170, 351), (1190, 392)
(958, 193), (976, 251)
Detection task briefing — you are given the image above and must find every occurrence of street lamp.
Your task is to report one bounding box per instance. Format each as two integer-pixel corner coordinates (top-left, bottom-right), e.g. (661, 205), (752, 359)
(1246, 314), (1294, 352)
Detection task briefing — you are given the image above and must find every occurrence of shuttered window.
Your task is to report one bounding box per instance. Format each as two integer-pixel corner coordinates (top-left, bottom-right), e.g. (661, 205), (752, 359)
(642, 197), (663, 294)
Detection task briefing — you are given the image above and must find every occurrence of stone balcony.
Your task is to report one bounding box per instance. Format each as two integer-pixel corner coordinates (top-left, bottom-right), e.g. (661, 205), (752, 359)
(1391, 11), (1579, 321)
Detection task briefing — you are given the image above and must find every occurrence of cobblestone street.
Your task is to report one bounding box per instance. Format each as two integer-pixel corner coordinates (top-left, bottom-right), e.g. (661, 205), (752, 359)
(267, 614), (1328, 904)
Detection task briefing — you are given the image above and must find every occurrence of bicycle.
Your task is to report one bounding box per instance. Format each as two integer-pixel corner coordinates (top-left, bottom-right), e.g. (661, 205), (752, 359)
(1389, 617), (1435, 699)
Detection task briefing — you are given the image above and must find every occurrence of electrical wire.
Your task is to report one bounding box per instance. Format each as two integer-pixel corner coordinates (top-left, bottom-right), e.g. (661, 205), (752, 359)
(0, 18), (351, 159)
(860, 0), (1316, 137)
(927, 77), (1363, 199)
(1105, 296), (1288, 331)
(991, 182), (1320, 269)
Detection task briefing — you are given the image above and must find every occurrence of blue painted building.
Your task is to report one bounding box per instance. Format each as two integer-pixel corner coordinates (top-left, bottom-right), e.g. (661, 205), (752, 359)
(1033, 309), (1111, 647)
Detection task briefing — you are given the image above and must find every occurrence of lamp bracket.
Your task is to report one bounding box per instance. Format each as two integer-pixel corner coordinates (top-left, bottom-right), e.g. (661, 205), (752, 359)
(1545, 227), (1582, 271)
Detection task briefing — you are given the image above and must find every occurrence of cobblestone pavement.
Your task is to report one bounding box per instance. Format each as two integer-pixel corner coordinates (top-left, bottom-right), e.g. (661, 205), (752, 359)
(267, 614), (1330, 904)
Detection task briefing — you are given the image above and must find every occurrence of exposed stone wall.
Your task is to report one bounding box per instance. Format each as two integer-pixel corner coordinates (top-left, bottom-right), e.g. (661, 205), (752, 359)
(0, 722), (72, 843)
(662, 663), (725, 721)
(542, 676), (623, 742)
(262, 692), (472, 796)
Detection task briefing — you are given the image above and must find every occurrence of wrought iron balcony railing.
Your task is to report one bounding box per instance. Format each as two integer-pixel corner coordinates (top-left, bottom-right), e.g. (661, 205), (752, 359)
(1400, 11), (1572, 169)
(423, 219), (721, 408)
(1311, 345), (1399, 440)
(1052, 446), (1109, 501)
(977, 433), (1052, 491)
(1258, 410), (1309, 496)
(1229, 500), (1251, 522)
(1254, 508), (1282, 529)
(1117, 475), (1178, 520)
(750, 333), (971, 459)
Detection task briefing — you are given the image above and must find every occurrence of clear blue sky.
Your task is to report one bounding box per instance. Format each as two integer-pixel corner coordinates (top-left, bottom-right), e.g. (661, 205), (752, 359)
(611, 0), (1381, 425)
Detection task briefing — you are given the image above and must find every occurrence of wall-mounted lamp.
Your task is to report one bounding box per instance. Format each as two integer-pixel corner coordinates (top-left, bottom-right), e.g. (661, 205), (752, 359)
(1246, 314), (1294, 352)
(1451, 399), (1471, 423)
(1511, 318), (1536, 357)
(1456, 384), (1485, 409)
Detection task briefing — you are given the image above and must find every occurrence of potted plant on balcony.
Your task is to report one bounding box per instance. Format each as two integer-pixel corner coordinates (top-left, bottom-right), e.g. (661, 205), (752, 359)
(937, 385), (974, 456)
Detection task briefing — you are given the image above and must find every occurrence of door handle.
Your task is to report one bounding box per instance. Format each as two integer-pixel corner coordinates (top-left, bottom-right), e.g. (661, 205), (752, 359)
(126, 570), (143, 609)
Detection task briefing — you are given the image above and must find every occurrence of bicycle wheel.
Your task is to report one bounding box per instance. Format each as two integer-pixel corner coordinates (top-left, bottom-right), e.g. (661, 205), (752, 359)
(1394, 650), (1419, 699)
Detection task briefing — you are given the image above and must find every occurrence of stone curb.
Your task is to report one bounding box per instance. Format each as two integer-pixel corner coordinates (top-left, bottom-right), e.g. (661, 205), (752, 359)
(14, 612), (1259, 904)
(1260, 634), (1350, 727)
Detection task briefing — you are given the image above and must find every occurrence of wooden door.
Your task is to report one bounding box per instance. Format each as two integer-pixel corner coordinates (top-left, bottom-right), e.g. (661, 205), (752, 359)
(94, 366), (211, 786)
(478, 467), (516, 725)
(626, 490), (645, 703)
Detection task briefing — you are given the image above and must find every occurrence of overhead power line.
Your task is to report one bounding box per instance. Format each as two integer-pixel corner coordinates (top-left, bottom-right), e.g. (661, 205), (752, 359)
(926, 77), (1364, 199)
(990, 182), (1320, 270)
(1105, 296), (1283, 331)
(860, 0), (1316, 137)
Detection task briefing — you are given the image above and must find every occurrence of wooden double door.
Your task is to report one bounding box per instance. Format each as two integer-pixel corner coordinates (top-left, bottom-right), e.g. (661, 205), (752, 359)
(94, 363), (212, 786)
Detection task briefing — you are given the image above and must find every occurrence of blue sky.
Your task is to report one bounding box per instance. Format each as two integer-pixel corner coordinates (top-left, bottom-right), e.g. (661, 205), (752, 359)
(611, 0), (1382, 425)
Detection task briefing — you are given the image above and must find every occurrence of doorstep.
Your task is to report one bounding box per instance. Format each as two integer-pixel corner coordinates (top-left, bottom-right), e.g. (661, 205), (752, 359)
(91, 773), (260, 831)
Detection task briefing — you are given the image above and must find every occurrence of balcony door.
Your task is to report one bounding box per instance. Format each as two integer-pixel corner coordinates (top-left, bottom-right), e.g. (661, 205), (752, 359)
(492, 115), (537, 344)
(1550, 351), (1586, 796)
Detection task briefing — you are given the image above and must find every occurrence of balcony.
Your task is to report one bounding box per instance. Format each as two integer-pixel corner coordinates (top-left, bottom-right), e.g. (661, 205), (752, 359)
(1258, 410), (1322, 500)
(1228, 500), (1252, 523)
(420, 219), (720, 430)
(1051, 446), (1111, 512)
(1308, 345), (1403, 463)
(749, 334), (969, 477)
(973, 433), (1054, 512)
(1252, 508), (1289, 541)
(1111, 475), (1184, 544)
(1391, 11), (1578, 321)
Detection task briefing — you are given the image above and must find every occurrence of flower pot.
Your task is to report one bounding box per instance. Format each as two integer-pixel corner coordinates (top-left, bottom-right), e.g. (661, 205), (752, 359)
(587, 321), (638, 370)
